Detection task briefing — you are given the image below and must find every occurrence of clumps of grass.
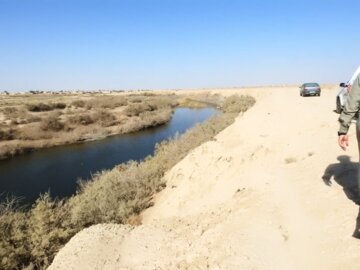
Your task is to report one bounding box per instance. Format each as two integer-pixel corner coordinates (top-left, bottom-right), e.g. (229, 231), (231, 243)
(129, 96), (143, 103)
(71, 97), (128, 110)
(221, 95), (255, 113)
(68, 114), (94, 126)
(0, 128), (17, 141)
(177, 98), (208, 108)
(16, 125), (53, 140)
(68, 107), (237, 229)
(0, 95), (178, 160)
(0, 198), (29, 270)
(0, 144), (32, 160)
(0, 94), (256, 269)
(1, 107), (18, 116)
(1, 107), (41, 125)
(96, 96), (128, 109)
(285, 157), (297, 164)
(125, 97), (177, 117)
(125, 103), (153, 116)
(138, 109), (172, 128)
(68, 111), (117, 127)
(70, 100), (87, 108)
(0, 195), (76, 270)
(27, 195), (75, 268)
(11, 115), (42, 125)
(40, 115), (65, 131)
(93, 110), (118, 127)
(146, 97), (178, 109)
(26, 103), (66, 112)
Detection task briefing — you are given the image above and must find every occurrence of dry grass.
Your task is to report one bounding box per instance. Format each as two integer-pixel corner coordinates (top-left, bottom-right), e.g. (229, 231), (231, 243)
(0, 128), (17, 140)
(0, 94), (180, 160)
(0, 94), (256, 269)
(221, 94), (255, 113)
(177, 98), (209, 108)
(40, 115), (65, 132)
(70, 100), (86, 108)
(26, 102), (66, 112)
(68, 114), (94, 126)
(1, 107), (41, 125)
(70, 96), (128, 110)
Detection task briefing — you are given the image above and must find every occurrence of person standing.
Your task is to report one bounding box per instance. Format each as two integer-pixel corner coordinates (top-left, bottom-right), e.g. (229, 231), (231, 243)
(338, 68), (360, 239)
(338, 70), (360, 150)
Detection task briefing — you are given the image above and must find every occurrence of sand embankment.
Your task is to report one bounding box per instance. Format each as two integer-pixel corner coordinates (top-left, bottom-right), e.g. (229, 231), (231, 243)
(49, 86), (360, 270)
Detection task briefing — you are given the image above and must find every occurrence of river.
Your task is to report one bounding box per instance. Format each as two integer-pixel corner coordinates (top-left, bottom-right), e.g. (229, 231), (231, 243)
(0, 107), (218, 205)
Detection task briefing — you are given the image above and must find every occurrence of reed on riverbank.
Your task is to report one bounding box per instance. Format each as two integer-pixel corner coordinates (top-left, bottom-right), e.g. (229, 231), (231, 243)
(0, 94), (255, 270)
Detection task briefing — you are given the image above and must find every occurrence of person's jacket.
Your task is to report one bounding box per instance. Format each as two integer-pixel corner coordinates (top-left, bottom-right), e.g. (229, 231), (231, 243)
(339, 74), (360, 134)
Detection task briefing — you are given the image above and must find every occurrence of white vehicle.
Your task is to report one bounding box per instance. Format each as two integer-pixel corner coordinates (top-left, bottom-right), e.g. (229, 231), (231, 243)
(336, 83), (349, 114)
(337, 66), (360, 114)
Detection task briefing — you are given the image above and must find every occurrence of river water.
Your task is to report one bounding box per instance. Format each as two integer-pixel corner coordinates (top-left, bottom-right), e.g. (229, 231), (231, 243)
(0, 108), (217, 205)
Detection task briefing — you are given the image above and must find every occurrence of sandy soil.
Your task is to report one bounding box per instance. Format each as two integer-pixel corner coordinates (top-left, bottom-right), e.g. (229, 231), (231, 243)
(49, 86), (360, 270)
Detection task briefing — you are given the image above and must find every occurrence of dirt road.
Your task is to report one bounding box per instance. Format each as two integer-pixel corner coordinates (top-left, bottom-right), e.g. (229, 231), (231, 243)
(49, 86), (360, 270)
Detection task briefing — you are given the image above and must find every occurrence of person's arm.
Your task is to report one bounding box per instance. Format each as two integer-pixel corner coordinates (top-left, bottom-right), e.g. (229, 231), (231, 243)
(338, 75), (360, 150)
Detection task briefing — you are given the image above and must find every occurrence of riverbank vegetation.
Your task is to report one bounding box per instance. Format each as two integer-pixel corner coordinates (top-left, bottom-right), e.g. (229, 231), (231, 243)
(0, 92), (180, 160)
(0, 94), (255, 270)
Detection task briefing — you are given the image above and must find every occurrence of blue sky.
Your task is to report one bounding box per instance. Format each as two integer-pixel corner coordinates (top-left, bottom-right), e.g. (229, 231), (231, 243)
(0, 0), (359, 91)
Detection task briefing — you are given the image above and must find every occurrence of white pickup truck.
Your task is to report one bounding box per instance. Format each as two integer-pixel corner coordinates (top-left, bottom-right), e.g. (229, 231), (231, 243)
(336, 83), (349, 114)
(336, 82), (360, 119)
(337, 66), (360, 114)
